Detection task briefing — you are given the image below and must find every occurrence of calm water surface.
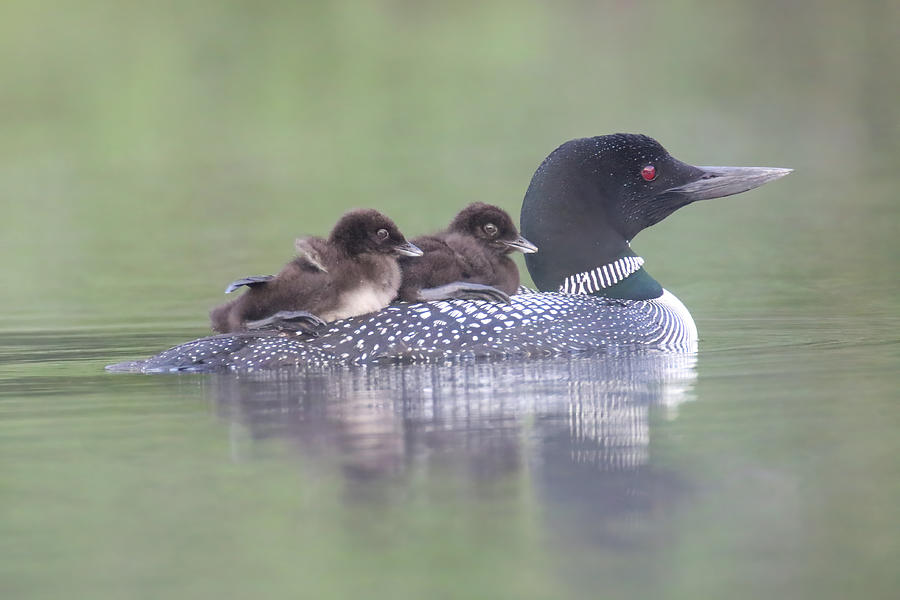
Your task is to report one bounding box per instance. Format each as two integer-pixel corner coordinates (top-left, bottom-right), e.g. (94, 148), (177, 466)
(2, 1), (899, 598)
(2, 313), (897, 598)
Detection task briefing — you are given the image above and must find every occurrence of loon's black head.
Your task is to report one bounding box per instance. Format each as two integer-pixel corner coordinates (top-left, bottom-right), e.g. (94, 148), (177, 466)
(448, 202), (538, 255)
(329, 209), (423, 258)
(521, 134), (791, 297)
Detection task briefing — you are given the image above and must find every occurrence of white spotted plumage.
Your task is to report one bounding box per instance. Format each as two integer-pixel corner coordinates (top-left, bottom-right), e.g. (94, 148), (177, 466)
(115, 288), (697, 373)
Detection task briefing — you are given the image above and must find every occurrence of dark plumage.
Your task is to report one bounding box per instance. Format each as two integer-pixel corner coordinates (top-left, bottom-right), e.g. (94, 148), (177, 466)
(396, 202), (537, 302)
(209, 209), (422, 333)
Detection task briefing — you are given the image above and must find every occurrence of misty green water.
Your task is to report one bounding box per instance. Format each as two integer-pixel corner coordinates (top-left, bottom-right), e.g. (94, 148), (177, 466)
(2, 1), (899, 598)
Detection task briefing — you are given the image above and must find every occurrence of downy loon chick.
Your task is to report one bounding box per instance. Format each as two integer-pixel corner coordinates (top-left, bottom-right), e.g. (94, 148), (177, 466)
(109, 134), (792, 373)
(396, 202), (538, 303)
(209, 209), (422, 333)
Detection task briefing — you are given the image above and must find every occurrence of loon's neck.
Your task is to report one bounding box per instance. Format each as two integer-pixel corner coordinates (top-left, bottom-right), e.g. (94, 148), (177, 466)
(558, 247), (663, 300)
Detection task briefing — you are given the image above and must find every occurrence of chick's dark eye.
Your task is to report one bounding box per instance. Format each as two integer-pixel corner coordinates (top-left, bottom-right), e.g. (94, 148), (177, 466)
(483, 223), (498, 236)
(376, 228), (389, 240)
(641, 165), (657, 181)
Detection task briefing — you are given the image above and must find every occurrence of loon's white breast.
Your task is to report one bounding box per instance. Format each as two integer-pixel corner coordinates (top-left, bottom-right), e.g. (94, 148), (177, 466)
(653, 289), (698, 352)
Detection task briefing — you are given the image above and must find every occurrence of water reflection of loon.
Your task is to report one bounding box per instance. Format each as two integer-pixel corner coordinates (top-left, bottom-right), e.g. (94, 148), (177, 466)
(213, 352), (697, 479)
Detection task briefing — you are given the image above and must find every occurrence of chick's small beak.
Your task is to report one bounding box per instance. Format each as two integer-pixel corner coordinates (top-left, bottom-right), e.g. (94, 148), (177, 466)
(502, 235), (538, 254)
(394, 241), (424, 257)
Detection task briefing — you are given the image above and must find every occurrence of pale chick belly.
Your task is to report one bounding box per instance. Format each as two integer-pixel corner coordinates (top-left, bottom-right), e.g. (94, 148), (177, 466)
(319, 285), (397, 322)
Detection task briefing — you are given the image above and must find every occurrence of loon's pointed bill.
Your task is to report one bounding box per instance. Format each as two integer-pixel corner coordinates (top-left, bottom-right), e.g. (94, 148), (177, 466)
(665, 166), (793, 202)
(394, 241), (424, 257)
(502, 235), (539, 253)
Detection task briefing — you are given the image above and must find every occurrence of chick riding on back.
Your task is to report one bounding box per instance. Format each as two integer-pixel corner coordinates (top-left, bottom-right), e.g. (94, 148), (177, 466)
(209, 209), (422, 333)
(396, 202), (537, 303)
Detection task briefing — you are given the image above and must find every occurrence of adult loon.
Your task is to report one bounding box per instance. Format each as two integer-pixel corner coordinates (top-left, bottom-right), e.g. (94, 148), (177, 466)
(107, 134), (790, 373)
(397, 202), (538, 303)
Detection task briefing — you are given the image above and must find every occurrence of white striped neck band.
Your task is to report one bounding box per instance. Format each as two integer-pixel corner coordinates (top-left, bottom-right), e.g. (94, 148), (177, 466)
(559, 256), (646, 295)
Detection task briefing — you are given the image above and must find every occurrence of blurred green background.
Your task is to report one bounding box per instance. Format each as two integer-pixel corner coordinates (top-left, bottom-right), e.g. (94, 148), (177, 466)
(2, 0), (897, 332)
(2, 1), (899, 599)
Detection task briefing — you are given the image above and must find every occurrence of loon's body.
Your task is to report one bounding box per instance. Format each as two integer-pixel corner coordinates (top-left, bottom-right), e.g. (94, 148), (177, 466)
(111, 289), (697, 372)
(108, 134), (790, 373)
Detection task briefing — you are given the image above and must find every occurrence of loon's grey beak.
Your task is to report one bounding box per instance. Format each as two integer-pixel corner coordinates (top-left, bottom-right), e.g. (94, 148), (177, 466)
(394, 241), (424, 257)
(502, 235), (539, 254)
(665, 166), (793, 201)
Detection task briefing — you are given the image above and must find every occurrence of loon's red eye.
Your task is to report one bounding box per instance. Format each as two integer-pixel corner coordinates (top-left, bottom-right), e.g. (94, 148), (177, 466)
(641, 165), (657, 181)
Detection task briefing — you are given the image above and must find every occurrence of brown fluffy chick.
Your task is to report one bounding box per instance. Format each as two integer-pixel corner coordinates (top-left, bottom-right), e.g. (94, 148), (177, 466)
(396, 202), (537, 303)
(210, 209), (422, 333)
